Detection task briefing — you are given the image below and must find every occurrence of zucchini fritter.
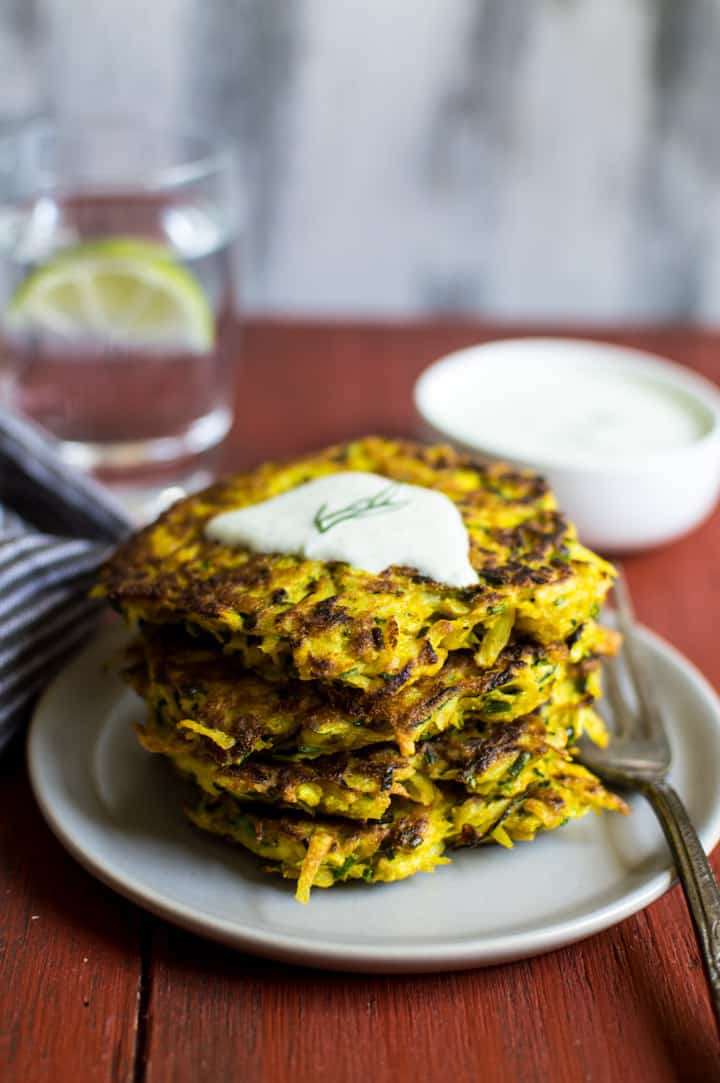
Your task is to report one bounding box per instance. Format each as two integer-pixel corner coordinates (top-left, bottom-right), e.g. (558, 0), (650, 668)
(188, 761), (627, 902)
(99, 437), (615, 694)
(188, 792), (452, 904)
(136, 700), (608, 822)
(125, 620), (617, 759)
(99, 436), (627, 902)
(450, 760), (628, 847)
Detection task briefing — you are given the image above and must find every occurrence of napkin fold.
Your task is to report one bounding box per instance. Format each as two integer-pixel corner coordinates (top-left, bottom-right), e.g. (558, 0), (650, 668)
(0, 409), (132, 755)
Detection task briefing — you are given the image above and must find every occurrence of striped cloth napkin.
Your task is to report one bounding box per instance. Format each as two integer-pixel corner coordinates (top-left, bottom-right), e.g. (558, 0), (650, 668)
(0, 409), (131, 754)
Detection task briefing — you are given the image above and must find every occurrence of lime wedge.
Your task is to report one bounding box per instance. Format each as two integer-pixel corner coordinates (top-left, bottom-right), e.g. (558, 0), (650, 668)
(7, 237), (214, 351)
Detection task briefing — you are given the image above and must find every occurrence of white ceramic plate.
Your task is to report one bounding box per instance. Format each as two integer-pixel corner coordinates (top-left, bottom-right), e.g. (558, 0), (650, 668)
(28, 621), (720, 973)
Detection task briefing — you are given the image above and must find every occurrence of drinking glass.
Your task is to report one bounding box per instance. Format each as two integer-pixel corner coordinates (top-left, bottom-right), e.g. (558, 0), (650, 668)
(0, 120), (240, 503)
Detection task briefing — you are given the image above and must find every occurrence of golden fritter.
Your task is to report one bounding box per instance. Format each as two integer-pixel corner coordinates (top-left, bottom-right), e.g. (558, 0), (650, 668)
(137, 699), (607, 821)
(125, 619), (617, 760)
(450, 760), (628, 848)
(99, 438), (615, 694)
(188, 763), (627, 902)
(188, 792), (452, 903)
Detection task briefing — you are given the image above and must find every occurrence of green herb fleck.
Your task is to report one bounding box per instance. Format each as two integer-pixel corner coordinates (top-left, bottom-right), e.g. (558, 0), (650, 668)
(505, 750), (531, 780)
(296, 744), (324, 756)
(332, 856), (357, 881)
(313, 483), (408, 534)
(423, 744), (440, 766)
(483, 699), (512, 714)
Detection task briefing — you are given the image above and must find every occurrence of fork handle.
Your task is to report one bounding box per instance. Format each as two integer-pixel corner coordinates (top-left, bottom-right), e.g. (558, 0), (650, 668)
(642, 778), (720, 1032)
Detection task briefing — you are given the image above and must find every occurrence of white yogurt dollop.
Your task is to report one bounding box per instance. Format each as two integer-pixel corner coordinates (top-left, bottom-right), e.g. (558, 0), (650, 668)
(205, 471), (478, 588)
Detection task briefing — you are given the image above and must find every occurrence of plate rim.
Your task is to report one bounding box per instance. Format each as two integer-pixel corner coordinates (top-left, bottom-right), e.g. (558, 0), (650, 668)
(26, 621), (720, 973)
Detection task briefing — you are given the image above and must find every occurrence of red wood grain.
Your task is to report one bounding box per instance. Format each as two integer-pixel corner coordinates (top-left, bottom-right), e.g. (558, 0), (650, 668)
(3, 320), (720, 1083)
(142, 904), (720, 1083)
(0, 742), (142, 1083)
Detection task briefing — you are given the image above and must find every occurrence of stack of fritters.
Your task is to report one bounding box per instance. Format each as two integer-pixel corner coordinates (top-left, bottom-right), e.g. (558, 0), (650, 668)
(99, 437), (628, 902)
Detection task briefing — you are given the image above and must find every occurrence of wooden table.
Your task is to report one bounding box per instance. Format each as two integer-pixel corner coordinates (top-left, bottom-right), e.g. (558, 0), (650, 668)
(3, 320), (720, 1083)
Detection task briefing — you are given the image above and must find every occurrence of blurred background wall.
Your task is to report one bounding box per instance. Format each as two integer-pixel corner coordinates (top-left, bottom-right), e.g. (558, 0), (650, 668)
(3, 0), (720, 321)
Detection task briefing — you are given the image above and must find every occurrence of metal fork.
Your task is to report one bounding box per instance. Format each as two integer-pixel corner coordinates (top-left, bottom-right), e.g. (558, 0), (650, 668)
(579, 567), (720, 1031)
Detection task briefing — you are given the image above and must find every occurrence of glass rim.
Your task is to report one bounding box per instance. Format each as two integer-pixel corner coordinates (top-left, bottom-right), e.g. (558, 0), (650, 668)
(0, 116), (238, 191)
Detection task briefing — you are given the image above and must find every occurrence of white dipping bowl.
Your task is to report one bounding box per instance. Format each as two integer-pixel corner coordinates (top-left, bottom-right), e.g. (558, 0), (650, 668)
(414, 338), (720, 552)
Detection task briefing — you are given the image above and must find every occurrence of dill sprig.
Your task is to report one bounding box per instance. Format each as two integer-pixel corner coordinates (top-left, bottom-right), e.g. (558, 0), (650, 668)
(313, 483), (408, 535)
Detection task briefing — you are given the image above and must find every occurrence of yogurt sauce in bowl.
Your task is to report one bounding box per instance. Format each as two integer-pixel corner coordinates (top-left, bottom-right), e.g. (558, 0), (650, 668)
(437, 367), (710, 468)
(415, 338), (720, 551)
